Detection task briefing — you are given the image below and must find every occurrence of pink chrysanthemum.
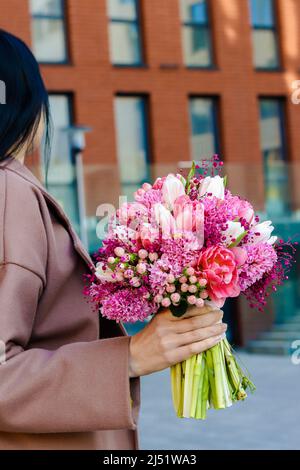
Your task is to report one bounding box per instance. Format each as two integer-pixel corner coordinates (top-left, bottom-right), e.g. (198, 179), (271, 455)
(100, 287), (157, 322)
(238, 243), (277, 291)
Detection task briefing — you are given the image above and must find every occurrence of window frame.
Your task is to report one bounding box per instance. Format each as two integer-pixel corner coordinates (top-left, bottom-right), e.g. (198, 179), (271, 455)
(180, 0), (215, 69)
(31, 0), (69, 65)
(107, 0), (144, 67)
(188, 95), (221, 160)
(259, 96), (287, 161)
(250, 0), (281, 71)
(114, 93), (152, 189)
(47, 92), (74, 162)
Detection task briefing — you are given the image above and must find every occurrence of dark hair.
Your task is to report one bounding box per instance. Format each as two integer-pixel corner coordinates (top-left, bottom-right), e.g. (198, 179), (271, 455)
(0, 29), (51, 169)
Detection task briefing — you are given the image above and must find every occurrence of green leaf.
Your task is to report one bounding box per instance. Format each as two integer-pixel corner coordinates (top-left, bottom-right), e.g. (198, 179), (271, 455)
(179, 175), (186, 186)
(170, 301), (188, 318)
(223, 175), (228, 188)
(186, 161), (196, 192)
(229, 231), (248, 248)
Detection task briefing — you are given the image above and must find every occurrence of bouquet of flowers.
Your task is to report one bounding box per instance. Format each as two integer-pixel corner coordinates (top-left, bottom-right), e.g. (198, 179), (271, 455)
(85, 156), (295, 419)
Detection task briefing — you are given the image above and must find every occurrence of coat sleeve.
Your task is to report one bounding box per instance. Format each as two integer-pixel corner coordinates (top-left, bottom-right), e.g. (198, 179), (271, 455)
(0, 265), (139, 434)
(0, 170), (139, 434)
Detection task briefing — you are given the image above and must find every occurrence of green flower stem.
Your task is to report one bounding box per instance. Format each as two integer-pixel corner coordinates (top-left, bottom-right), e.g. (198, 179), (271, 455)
(170, 337), (255, 420)
(219, 340), (233, 408)
(195, 358), (204, 419)
(195, 357), (208, 419)
(223, 339), (247, 400)
(190, 353), (203, 418)
(183, 355), (196, 418)
(211, 344), (227, 409)
(170, 363), (182, 414)
(201, 362), (209, 419)
(205, 349), (218, 408)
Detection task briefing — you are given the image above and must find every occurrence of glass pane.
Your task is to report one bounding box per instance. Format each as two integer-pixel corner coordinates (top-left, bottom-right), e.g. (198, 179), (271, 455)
(107, 0), (137, 20)
(114, 97), (149, 194)
(253, 29), (279, 69)
(259, 99), (289, 216)
(30, 0), (63, 16)
(250, 0), (274, 27)
(260, 100), (284, 160)
(48, 95), (73, 176)
(180, 0), (207, 24)
(31, 18), (67, 62)
(109, 22), (141, 64)
(183, 25), (212, 66)
(189, 98), (217, 160)
(47, 95), (80, 232)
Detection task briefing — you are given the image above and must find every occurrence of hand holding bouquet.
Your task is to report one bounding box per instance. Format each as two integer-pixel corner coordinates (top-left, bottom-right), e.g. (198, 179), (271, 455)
(85, 156), (295, 419)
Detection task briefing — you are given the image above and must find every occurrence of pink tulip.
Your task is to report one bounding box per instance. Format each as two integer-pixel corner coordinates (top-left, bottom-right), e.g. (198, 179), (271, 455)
(173, 196), (204, 246)
(153, 203), (176, 240)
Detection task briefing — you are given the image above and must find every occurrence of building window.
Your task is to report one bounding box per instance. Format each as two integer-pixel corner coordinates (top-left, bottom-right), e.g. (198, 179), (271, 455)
(259, 98), (289, 215)
(30, 0), (68, 63)
(48, 94), (73, 169)
(189, 97), (219, 160)
(46, 94), (82, 233)
(114, 96), (150, 197)
(180, 0), (213, 68)
(107, 0), (143, 66)
(250, 0), (280, 70)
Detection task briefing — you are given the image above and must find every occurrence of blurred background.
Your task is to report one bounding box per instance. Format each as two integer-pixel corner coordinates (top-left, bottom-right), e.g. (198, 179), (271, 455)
(1, 0), (300, 449)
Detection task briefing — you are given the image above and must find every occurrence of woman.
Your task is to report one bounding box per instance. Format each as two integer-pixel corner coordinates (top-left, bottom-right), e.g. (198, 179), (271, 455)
(0, 30), (227, 450)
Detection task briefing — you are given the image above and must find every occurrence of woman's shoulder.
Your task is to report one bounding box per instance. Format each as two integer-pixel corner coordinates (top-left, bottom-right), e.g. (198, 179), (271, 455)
(0, 164), (48, 276)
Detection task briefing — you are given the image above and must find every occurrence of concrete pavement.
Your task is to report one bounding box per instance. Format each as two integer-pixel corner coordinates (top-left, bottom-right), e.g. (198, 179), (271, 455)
(138, 353), (300, 450)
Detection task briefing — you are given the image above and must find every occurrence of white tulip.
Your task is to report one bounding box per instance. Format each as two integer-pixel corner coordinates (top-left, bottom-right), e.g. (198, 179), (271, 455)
(162, 175), (186, 210)
(222, 221), (245, 246)
(251, 220), (277, 245)
(199, 175), (225, 200)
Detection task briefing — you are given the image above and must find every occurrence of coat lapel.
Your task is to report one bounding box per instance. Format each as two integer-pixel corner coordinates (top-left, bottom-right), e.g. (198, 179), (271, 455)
(0, 157), (94, 271)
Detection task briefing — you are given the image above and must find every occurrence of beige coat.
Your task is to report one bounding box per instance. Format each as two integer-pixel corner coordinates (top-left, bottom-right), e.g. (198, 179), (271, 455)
(0, 157), (140, 450)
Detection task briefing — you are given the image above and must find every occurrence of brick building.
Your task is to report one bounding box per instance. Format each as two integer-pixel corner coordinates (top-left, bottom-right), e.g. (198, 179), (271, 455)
(1, 0), (300, 346)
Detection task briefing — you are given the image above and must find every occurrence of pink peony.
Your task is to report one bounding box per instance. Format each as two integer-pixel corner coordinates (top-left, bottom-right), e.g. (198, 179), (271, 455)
(197, 246), (241, 307)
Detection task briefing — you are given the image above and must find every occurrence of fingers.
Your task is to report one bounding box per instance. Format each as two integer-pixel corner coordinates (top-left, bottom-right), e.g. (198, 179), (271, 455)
(175, 323), (227, 347)
(173, 310), (224, 334)
(162, 305), (223, 322)
(171, 334), (224, 364)
(180, 305), (217, 319)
